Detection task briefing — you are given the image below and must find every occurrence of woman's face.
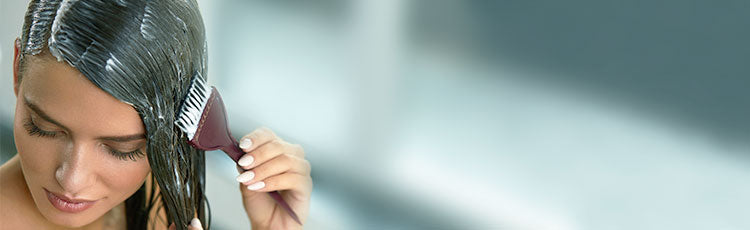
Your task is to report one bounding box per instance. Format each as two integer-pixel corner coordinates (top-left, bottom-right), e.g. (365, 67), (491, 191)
(13, 54), (151, 227)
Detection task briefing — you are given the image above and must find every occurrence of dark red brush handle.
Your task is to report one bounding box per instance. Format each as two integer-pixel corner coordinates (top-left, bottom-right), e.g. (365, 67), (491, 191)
(188, 87), (302, 225)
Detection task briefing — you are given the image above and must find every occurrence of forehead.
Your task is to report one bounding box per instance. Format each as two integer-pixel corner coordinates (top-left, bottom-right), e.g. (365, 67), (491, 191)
(20, 55), (145, 136)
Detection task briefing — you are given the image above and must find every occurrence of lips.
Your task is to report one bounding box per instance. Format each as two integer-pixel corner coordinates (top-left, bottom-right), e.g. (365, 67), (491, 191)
(44, 189), (97, 213)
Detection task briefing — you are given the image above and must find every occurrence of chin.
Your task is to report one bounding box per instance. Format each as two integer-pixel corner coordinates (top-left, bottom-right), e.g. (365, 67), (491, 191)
(38, 208), (102, 228)
(47, 215), (94, 228)
(41, 205), (104, 228)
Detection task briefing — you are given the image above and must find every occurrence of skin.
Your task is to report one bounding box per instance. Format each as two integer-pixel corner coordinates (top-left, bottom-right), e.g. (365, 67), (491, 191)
(0, 40), (312, 230)
(235, 128), (313, 230)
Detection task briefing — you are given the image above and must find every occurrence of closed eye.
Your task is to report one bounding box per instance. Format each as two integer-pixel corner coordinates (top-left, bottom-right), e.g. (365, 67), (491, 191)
(107, 146), (146, 161)
(23, 118), (60, 138)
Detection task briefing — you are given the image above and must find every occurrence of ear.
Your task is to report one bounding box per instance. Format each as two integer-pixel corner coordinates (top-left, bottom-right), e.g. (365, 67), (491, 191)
(13, 38), (21, 97)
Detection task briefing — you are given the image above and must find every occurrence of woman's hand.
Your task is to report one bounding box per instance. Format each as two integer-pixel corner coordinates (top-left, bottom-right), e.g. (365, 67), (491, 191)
(168, 218), (204, 230)
(234, 127), (312, 230)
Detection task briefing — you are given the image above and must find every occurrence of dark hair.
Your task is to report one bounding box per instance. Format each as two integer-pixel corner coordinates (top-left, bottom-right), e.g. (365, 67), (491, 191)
(18, 0), (210, 229)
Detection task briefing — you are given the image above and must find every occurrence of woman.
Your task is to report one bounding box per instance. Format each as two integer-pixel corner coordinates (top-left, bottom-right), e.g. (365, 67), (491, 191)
(0, 0), (312, 229)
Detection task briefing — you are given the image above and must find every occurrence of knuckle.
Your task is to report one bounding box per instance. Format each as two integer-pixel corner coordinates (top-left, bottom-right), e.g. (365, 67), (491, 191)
(250, 128), (264, 137)
(270, 139), (284, 150)
(252, 161), (266, 172)
(257, 142), (278, 157)
(265, 178), (279, 189)
(246, 127), (267, 141)
(284, 154), (310, 174)
(269, 156), (290, 172)
(302, 160), (311, 174)
(267, 128), (278, 137)
(253, 145), (268, 157)
(276, 155), (294, 171)
(278, 152), (292, 162)
(292, 144), (305, 155)
(269, 138), (281, 145)
(259, 126), (275, 137)
(256, 156), (287, 176)
(253, 166), (268, 178)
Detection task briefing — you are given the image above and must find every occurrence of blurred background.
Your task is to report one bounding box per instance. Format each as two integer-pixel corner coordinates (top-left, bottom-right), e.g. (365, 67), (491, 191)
(2, 0), (750, 229)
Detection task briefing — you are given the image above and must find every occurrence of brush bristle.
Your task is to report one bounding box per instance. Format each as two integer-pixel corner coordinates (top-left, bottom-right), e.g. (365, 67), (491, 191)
(175, 73), (210, 140)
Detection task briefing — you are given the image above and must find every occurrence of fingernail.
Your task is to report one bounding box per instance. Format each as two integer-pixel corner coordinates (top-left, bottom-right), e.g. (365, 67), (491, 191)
(247, 181), (265, 190)
(235, 171), (255, 183)
(238, 154), (254, 167)
(190, 218), (203, 230)
(239, 138), (253, 149)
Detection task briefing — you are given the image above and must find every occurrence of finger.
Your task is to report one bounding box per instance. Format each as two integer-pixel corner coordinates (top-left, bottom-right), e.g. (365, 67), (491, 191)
(169, 223), (176, 230)
(244, 172), (313, 197)
(289, 143), (305, 158)
(238, 139), (294, 170)
(237, 154), (310, 185)
(188, 218), (203, 230)
(238, 141), (305, 169)
(238, 127), (277, 152)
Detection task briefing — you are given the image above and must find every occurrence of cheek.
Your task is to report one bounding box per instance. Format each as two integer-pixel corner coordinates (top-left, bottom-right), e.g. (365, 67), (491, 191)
(14, 113), (63, 186)
(100, 158), (151, 198)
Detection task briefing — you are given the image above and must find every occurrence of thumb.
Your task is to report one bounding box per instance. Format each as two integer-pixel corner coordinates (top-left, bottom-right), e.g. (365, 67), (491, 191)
(188, 218), (204, 230)
(168, 218), (203, 230)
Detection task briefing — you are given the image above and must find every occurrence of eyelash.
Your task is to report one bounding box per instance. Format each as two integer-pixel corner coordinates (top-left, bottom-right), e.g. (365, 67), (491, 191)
(110, 149), (146, 162)
(23, 118), (59, 138)
(23, 118), (145, 161)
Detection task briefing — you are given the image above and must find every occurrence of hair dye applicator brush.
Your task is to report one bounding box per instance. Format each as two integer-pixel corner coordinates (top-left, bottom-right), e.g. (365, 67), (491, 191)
(175, 73), (302, 224)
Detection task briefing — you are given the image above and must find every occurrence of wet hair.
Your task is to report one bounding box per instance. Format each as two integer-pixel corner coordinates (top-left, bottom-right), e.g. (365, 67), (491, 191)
(18, 0), (210, 229)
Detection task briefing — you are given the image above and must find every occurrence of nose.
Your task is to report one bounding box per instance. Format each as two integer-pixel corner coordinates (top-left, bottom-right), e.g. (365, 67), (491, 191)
(55, 143), (97, 196)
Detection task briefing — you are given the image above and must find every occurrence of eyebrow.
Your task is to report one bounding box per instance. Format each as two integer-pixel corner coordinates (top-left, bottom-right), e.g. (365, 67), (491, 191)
(99, 134), (146, 142)
(23, 96), (146, 142)
(24, 96), (67, 129)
